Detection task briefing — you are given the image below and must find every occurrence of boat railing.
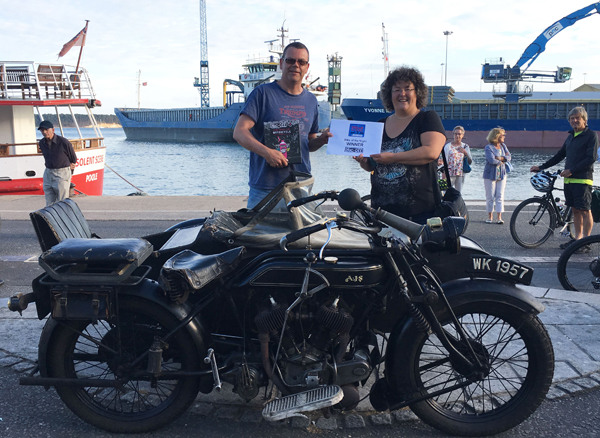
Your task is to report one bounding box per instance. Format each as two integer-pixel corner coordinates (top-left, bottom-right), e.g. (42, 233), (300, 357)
(0, 61), (97, 102)
(244, 55), (279, 65)
(0, 138), (104, 157)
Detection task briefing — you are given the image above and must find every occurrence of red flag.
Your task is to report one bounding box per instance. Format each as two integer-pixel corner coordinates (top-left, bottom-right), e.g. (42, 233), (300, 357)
(142, 82), (147, 86)
(58, 23), (88, 58)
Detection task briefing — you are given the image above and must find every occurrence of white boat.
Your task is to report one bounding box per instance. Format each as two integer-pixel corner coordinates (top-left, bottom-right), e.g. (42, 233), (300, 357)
(0, 61), (105, 196)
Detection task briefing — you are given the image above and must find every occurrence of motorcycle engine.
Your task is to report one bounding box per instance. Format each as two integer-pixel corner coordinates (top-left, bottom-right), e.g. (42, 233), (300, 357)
(254, 296), (371, 394)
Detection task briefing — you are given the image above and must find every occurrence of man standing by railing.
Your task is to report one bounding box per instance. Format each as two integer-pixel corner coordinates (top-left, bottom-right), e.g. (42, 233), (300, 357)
(38, 120), (77, 206)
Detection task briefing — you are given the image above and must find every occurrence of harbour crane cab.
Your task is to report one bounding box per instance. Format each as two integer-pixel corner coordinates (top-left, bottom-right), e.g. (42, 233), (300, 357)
(481, 2), (599, 101)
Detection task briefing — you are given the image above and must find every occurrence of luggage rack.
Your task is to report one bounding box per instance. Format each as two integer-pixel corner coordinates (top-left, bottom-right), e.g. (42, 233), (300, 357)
(38, 263), (152, 286)
(38, 237), (154, 285)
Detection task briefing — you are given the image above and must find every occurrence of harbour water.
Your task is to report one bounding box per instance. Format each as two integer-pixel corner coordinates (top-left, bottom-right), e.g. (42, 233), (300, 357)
(70, 128), (600, 201)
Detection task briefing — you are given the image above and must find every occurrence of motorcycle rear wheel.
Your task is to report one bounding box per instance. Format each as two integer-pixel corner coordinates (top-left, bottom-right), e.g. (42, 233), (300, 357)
(47, 297), (202, 433)
(390, 301), (554, 436)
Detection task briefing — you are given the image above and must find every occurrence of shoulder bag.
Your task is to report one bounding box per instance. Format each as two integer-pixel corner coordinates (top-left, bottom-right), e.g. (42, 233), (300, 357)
(462, 144), (472, 173)
(502, 143), (513, 173)
(434, 148), (468, 231)
(462, 152), (472, 173)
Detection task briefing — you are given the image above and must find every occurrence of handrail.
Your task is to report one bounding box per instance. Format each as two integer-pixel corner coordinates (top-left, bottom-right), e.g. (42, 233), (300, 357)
(0, 138), (104, 157)
(0, 61), (96, 101)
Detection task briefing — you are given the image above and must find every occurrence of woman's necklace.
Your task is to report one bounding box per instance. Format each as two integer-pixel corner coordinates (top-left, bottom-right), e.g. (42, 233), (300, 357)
(393, 110), (419, 121)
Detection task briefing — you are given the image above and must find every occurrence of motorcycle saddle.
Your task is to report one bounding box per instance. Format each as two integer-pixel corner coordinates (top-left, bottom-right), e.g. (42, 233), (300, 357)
(160, 247), (246, 294)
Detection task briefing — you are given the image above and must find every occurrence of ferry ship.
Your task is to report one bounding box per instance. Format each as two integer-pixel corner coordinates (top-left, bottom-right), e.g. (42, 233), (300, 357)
(114, 28), (332, 143)
(340, 86), (600, 148)
(0, 61), (106, 196)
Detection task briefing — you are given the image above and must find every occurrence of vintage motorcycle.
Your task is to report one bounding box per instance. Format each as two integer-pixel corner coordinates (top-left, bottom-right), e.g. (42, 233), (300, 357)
(8, 174), (554, 436)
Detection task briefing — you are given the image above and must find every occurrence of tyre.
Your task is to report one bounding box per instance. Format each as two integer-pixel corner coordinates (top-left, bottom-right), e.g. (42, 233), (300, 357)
(389, 301), (554, 436)
(510, 198), (555, 248)
(47, 297), (202, 433)
(557, 234), (600, 293)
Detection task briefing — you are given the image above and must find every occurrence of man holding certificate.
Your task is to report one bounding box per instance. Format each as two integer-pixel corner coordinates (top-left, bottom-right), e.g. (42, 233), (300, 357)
(354, 66), (446, 224)
(233, 42), (332, 208)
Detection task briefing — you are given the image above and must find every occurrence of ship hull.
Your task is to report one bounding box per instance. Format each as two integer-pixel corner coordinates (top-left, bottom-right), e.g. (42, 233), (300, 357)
(341, 98), (600, 148)
(0, 148), (106, 196)
(115, 102), (332, 143)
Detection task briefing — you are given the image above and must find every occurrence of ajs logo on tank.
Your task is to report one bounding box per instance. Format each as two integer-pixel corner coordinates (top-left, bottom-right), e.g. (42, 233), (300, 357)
(348, 124), (366, 137)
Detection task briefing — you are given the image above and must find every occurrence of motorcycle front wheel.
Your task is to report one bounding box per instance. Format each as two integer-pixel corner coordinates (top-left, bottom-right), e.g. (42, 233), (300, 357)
(47, 297), (202, 433)
(389, 301), (554, 437)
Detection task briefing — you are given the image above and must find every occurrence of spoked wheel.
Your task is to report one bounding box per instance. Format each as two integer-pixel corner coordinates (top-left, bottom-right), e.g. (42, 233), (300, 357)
(47, 298), (202, 433)
(557, 234), (600, 293)
(390, 301), (554, 436)
(510, 198), (555, 248)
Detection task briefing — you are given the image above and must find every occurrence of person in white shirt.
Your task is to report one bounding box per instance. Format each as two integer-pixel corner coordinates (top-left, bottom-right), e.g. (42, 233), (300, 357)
(442, 126), (472, 192)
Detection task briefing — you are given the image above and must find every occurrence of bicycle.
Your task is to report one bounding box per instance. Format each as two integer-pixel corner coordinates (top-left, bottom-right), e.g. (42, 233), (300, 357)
(557, 234), (600, 293)
(509, 170), (575, 248)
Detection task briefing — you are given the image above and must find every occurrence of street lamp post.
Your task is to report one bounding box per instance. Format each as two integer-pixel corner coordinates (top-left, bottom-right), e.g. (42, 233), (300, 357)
(443, 31), (453, 86)
(440, 63), (444, 85)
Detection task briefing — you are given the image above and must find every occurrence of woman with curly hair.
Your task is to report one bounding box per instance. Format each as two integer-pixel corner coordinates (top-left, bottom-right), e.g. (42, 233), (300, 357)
(354, 66), (446, 224)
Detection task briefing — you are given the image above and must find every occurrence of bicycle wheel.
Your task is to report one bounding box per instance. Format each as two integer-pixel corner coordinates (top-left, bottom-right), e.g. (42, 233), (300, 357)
(47, 297), (202, 433)
(557, 234), (600, 292)
(510, 198), (555, 248)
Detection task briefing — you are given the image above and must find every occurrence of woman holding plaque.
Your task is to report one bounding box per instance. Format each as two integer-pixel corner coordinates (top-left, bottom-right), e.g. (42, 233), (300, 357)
(353, 66), (446, 224)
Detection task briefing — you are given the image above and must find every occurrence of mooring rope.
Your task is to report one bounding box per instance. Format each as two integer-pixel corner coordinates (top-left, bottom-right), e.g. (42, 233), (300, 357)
(105, 164), (148, 195)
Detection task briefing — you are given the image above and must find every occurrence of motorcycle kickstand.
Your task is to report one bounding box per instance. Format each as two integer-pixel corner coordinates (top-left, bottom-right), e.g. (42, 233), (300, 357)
(204, 348), (222, 391)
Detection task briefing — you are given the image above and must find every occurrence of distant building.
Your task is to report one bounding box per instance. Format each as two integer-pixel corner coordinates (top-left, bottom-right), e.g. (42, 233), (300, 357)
(573, 84), (600, 92)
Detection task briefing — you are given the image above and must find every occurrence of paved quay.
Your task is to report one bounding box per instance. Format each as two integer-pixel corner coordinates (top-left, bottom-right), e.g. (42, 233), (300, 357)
(1, 194), (600, 430)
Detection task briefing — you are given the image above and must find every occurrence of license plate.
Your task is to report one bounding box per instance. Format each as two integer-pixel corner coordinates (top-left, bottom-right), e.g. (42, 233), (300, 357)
(466, 256), (534, 285)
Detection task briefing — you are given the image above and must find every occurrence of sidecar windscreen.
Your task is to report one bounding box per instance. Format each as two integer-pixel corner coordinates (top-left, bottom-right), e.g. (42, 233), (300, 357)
(201, 175), (329, 249)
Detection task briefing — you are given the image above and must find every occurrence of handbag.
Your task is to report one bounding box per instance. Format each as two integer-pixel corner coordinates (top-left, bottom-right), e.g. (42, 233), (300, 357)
(502, 143), (512, 173)
(463, 155), (472, 173)
(434, 148), (469, 229)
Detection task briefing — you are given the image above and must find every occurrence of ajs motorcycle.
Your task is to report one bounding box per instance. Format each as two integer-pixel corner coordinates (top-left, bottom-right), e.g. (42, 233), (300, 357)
(8, 176), (554, 436)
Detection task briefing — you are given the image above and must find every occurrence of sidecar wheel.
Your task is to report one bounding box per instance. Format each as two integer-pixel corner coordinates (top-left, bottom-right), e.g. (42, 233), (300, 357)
(47, 297), (202, 433)
(389, 302), (554, 436)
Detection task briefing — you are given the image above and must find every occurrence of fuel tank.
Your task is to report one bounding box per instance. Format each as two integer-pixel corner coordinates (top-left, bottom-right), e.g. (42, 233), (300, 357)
(235, 254), (386, 289)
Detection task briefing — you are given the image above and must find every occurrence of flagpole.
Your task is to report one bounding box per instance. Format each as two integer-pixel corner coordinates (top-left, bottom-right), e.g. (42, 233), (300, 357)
(74, 20), (89, 77)
(138, 70), (141, 110)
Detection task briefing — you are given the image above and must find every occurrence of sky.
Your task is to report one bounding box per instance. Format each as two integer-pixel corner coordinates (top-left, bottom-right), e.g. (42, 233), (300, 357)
(2, 0), (600, 114)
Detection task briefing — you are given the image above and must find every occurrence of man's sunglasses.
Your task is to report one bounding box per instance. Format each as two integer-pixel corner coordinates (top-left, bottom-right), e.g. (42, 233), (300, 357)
(283, 57), (308, 66)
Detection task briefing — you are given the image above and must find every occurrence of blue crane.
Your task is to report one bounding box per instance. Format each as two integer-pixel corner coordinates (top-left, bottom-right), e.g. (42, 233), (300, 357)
(481, 2), (600, 102)
(193, 0), (210, 107)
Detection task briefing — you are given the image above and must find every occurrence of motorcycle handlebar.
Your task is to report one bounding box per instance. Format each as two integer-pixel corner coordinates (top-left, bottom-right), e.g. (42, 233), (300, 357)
(279, 222), (329, 250)
(287, 191), (338, 209)
(373, 208), (425, 241)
